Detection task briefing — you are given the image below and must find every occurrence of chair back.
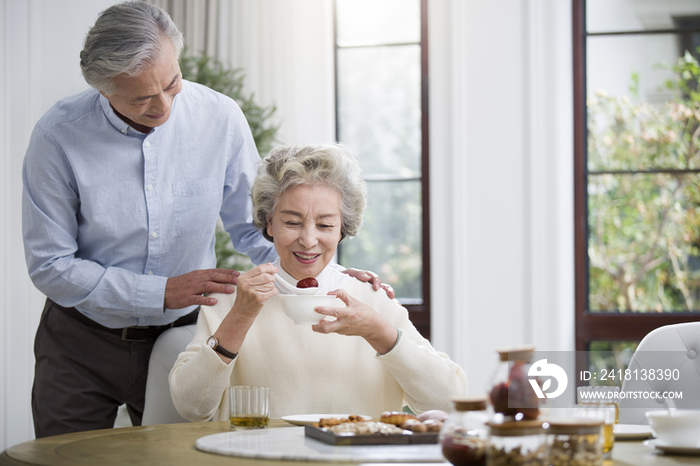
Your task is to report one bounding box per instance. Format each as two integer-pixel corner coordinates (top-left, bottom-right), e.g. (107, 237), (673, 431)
(142, 324), (196, 425)
(619, 321), (700, 424)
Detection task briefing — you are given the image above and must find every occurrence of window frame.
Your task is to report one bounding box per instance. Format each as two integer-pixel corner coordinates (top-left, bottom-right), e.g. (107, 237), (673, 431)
(573, 0), (700, 355)
(333, 0), (431, 339)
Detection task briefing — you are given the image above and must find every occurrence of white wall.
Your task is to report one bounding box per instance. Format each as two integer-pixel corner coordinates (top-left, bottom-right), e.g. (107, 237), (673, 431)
(428, 0), (574, 396)
(1, 0), (124, 449)
(0, 0), (574, 450)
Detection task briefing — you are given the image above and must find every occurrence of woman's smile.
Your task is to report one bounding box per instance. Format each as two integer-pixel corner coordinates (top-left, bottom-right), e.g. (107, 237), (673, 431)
(267, 184), (342, 281)
(293, 252), (321, 263)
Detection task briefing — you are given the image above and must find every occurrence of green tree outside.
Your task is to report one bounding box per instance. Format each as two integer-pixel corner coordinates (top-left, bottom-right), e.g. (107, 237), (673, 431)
(587, 50), (700, 313)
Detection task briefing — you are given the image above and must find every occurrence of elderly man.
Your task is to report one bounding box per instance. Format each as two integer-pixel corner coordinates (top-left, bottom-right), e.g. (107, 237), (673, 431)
(22, 1), (389, 438)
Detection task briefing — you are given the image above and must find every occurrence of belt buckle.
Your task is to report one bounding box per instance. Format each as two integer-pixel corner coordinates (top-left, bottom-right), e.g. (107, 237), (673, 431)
(121, 326), (151, 341)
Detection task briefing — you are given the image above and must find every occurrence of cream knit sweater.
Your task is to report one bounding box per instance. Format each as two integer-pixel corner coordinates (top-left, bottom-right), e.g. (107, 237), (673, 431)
(169, 275), (467, 422)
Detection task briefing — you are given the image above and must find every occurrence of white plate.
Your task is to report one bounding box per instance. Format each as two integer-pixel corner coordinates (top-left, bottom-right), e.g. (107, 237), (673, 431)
(281, 414), (371, 426)
(613, 424), (653, 440)
(643, 439), (700, 455)
(196, 427), (443, 463)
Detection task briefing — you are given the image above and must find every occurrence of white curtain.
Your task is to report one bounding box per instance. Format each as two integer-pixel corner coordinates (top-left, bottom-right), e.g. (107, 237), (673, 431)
(150, 0), (336, 145)
(148, 0), (220, 57)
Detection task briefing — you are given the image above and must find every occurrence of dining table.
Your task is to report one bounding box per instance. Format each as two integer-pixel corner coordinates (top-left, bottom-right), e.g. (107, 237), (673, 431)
(0, 419), (696, 466)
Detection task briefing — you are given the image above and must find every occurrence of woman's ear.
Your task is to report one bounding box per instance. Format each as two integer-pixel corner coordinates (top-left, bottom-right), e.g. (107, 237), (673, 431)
(266, 219), (273, 240)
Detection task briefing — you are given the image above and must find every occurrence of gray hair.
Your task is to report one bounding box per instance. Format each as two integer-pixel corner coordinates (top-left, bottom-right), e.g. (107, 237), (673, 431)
(251, 144), (367, 242)
(80, 1), (184, 94)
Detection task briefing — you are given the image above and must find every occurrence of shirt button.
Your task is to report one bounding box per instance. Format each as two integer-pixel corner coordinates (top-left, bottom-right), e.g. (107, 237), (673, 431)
(151, 231), (158, 238)
(147, 185), (154, 191)
(144, 141), (151, 148)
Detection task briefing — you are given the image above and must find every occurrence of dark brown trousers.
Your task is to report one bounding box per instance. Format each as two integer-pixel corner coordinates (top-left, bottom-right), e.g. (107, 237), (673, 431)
(31, 299), (196, 438)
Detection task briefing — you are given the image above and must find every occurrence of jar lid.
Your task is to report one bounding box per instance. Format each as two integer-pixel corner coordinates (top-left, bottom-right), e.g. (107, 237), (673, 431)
(496, 345), (535, 362)
(545, 418), (603, 435)
(451, 396), (487, 411)
(487, 420), (545, 436)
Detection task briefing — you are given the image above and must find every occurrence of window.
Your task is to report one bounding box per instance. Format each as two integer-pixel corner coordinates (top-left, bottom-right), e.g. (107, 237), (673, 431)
(334, 0), (431, 337)
(574, 0), (700, 372)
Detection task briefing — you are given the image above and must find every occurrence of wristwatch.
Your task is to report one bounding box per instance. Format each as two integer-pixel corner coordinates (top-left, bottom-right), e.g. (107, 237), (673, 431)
(206, 335), (237, 359)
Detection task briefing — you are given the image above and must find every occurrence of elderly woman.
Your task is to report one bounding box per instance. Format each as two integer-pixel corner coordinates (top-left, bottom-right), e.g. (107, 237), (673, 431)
(170, 144), (467, 420)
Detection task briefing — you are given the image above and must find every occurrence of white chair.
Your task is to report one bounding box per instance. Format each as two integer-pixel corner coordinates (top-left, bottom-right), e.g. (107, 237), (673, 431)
(618, 321), (700, 425)
(142, 324), (197, 425)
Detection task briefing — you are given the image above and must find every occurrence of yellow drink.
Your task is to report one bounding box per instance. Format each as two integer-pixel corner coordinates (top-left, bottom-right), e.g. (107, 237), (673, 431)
(229, 415), (269, 429)
(602, 423), (614, 454)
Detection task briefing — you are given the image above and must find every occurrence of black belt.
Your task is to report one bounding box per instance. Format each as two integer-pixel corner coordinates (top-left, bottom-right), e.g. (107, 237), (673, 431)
(50, 299), (199, 341)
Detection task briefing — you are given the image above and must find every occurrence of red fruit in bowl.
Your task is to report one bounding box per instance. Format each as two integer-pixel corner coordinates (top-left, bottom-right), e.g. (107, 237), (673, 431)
(297, 277), (319, 288)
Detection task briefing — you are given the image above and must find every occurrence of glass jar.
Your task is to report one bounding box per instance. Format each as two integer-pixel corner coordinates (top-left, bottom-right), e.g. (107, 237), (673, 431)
(487, 346), (540, 421)
(487, 420), (546, 466)
(544, 419), (603, 466)
(439, 397), (489, 466)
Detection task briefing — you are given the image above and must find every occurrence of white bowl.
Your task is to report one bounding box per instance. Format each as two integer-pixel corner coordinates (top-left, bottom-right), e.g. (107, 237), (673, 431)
(646, 410), (700, 446)
(290, 286), (318, 295)
(279, 294), (337, 325)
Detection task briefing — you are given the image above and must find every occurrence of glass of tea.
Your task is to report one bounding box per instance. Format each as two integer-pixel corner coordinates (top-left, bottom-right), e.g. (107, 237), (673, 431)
(570, 403), (617, 458)
(229, 386), (270, 430)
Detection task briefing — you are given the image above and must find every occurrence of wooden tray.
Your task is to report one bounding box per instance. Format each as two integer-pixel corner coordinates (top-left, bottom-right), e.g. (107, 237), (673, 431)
(304, 425), (439, 446)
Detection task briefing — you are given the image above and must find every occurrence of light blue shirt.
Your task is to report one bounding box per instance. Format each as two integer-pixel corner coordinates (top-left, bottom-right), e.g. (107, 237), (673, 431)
(22, 80), (277, 328)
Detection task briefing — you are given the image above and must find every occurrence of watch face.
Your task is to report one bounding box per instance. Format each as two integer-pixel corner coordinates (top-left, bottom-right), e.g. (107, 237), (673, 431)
(207, 336), (217, 349)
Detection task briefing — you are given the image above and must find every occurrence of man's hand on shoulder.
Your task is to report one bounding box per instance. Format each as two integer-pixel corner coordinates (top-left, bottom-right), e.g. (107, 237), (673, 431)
(164, 268), (240, 309)
(342, 268), (396, 299)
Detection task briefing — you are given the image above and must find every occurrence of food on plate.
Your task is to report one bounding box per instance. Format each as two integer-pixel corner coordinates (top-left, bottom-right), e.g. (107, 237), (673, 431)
(380, 411), (418, 426)
(400, 419), (428, 433)
(417, 409), (449, 422)
(311, 411), (444, 438)
(422, 419), (443, 432)
(297, 277), (319, 288)
(326, 421), (405, 436)
(314, 415), (365, 428)
(380, 410), (445, 432)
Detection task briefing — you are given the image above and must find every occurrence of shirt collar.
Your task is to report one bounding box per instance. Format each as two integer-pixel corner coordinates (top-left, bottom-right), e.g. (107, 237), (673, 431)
(99, 92), (171, 137)
(99, 93), (134, 136)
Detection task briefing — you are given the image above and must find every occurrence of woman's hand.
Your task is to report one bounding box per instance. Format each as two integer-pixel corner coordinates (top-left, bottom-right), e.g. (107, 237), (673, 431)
(230, 263), (279, 318)
(342, 268), (396, 299)
(312, 288), (399, 355)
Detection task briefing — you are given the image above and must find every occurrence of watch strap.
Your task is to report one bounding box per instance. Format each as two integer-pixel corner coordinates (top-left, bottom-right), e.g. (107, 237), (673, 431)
(208, 336), (238, 359)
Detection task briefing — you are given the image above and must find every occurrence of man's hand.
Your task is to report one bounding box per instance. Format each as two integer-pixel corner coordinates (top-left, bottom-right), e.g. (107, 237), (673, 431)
(164, 268), (240, 309)
(342, 268), (396, 299)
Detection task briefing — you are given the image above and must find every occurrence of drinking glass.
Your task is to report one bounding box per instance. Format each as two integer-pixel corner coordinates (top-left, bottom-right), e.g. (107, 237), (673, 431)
(571, 403), (616, 458)
(577, 386), (620, 424)
(229, 386), (270, 430)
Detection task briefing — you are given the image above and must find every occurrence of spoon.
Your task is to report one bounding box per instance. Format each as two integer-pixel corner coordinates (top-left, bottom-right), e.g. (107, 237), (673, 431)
(273, 274), (317, 295)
